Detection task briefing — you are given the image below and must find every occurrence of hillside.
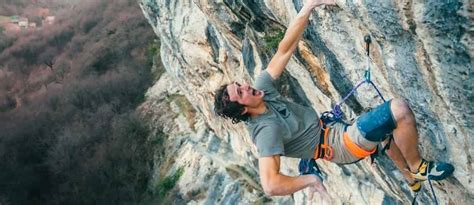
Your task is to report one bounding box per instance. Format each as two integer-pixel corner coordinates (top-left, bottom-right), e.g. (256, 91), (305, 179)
(0, 0), (163, 204)
(0, 0), (79, 16)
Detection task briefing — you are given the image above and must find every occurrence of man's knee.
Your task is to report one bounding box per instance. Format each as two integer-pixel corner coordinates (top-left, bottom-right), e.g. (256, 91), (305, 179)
(391, 98), (414, 124)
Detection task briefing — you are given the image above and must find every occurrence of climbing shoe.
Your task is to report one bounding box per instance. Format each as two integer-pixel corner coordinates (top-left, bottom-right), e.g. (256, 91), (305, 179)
(408, 181), (422, 192)
(411, 159), (455, 181)
(299, 158), (324, 181)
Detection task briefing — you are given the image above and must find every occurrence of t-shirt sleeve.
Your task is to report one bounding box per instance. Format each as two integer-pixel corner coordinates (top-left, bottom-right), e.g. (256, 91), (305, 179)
(254, 70), (280, 100)
(254, 122), (286, 157)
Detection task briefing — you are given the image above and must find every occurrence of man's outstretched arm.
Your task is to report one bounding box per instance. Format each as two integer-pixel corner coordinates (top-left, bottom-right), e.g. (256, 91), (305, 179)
(267, 0), (335, 80)
(259, 155), (323, 196)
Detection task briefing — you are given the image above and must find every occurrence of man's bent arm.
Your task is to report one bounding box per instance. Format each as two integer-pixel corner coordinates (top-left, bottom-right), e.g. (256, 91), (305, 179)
(259, 155), (320, 196)
(266, 1), (329, 80)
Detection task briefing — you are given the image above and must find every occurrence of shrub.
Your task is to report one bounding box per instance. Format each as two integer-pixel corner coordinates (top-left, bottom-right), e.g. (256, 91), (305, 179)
(157, 167), (184, 198)
(263, 29), (285, 51)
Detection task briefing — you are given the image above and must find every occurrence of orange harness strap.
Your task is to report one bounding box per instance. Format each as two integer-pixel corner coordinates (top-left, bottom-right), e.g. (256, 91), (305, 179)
(343, 132), (376, 159)
(313, 120), (334, 160)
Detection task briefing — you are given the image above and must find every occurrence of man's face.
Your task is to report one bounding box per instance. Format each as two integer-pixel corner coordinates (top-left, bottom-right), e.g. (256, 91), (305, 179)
(226, 82), (264, 110)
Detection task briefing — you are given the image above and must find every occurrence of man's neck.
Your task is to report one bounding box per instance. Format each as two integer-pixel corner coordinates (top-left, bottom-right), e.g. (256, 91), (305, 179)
(249, 102), (268, 118)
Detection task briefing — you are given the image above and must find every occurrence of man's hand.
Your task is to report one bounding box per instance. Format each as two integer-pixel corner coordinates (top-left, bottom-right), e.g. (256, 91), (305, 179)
(306, 174), (331, 203)
(259, 156), (329, 196)
(303, 0), (336, 10)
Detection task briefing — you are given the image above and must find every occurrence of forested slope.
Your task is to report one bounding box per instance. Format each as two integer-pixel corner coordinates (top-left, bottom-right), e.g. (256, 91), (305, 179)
(0, 1), (162, 204)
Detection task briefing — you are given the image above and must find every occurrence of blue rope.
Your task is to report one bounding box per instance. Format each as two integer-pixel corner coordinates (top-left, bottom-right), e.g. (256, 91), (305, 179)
(428, 179), (439, 205)
(332, 78), (386, 120)
(368, 80), (386, 102)
(411, 180), (440, 205)
(411, 192), (419, 205)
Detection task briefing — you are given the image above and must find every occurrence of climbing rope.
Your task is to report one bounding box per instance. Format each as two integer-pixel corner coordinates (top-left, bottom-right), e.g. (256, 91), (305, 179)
(428, 179), (440, 205)
(411, 192), (419, 205)
(411, 180), (440, 205)
(331, 35), (386, 120)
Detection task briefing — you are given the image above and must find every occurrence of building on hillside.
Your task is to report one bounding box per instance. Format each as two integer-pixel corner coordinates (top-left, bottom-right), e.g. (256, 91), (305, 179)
(44, 16), (55, 25)
(18, 18), (28, 29)
(29, 22), (37, 28)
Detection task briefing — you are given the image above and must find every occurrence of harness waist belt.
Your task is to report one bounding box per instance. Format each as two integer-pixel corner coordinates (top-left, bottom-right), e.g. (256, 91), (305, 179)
(313, 121), (377, 161)
(343, 125), (376, 158)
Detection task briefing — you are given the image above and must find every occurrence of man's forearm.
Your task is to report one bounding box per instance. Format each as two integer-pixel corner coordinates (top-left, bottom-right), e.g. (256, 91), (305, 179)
(278, 6), (314, 53)
(266, 5), (316, 79)
(265, 174), (318, 196)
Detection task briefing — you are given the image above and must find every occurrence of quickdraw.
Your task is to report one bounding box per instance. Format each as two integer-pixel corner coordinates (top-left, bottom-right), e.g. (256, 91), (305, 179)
(332, 35), (386, 121)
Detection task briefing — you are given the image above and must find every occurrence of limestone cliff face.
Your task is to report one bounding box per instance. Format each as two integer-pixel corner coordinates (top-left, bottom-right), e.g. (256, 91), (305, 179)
(139, 0), (472, 204)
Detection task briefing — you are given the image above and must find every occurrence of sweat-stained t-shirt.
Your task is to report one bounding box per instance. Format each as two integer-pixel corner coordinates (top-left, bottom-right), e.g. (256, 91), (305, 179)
(246, 70), (321, 159)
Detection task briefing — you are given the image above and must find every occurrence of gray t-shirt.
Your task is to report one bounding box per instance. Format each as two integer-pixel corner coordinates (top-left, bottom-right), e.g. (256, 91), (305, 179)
(246, 71), (321, 159)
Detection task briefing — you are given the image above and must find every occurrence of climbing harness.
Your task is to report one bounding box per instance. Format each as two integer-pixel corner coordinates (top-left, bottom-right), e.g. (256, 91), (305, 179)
(313, 35), (390, 162)
(313, 119), (334, 160)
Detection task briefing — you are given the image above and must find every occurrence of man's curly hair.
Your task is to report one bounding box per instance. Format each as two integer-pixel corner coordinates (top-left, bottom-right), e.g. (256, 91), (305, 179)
(214, 84), (250, 123)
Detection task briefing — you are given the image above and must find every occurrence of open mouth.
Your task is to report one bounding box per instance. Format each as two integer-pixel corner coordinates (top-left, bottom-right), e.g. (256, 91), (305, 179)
(252, 88), (262, 96)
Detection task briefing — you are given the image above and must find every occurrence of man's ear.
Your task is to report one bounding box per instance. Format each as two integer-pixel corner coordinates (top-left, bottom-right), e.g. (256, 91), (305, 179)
(241, 107), (248, 115)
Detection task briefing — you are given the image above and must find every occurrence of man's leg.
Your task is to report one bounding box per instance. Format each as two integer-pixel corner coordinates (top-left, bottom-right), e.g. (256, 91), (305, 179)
(389, 98), (422, 172)
(382, 139), (415, 182)
(389, 98), (454, 181)
(349, 99), (419, 177)
(355, 98), (453, 182)
(350, 99), (421, 190)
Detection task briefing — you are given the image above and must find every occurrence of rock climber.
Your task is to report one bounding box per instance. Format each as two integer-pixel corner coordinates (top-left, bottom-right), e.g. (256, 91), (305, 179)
(213, 0), (454, 199)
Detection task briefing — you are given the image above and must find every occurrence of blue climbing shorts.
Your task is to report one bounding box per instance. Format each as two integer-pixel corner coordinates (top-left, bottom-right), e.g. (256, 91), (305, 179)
(356, 100), (397, 142)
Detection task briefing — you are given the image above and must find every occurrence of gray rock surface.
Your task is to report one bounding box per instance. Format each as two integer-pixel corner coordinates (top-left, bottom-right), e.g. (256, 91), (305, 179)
(139, 0), (473, 204)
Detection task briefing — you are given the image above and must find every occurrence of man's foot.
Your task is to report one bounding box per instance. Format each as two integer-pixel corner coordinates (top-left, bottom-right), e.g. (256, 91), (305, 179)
(411, 159), (455, 181)
(408, 181), (422, 192)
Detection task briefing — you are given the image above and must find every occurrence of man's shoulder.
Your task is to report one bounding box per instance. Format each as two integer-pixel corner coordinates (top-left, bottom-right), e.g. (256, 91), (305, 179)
(247, 118), (285, 139)
(255, 70), (281, 99)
